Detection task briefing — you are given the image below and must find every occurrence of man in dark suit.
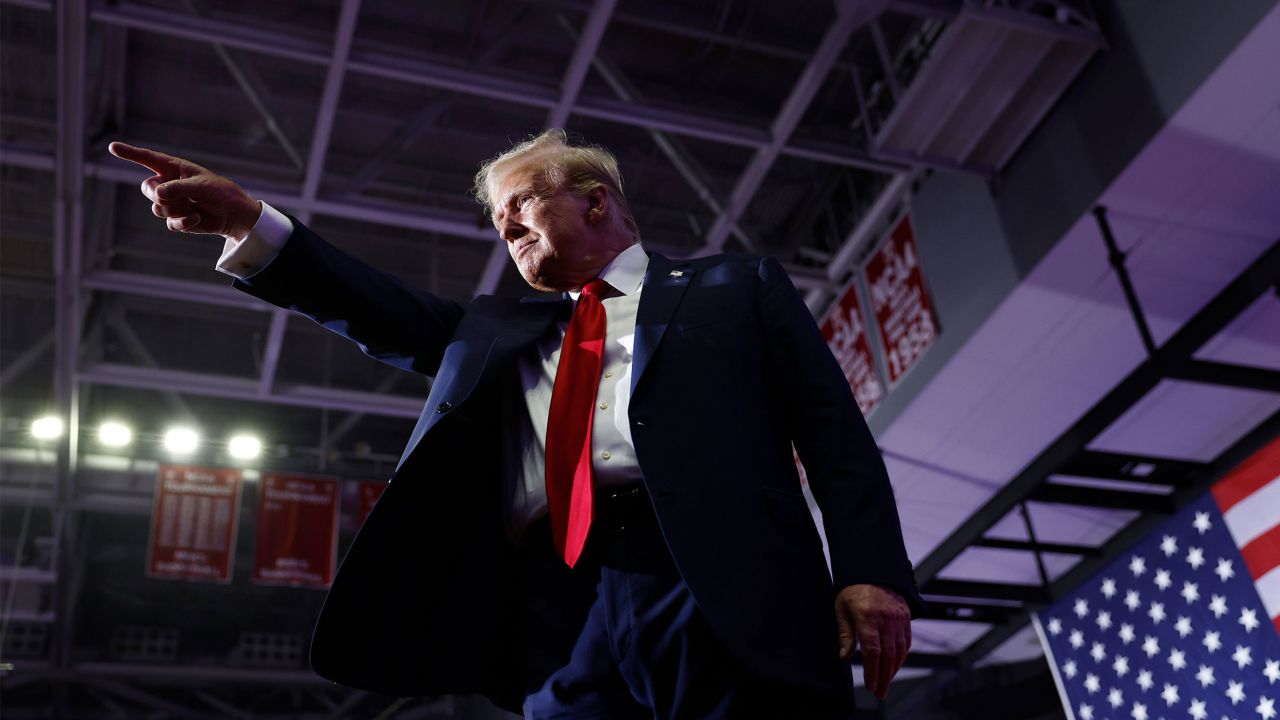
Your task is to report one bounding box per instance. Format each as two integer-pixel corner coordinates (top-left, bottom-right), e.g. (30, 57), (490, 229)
(110, 131), (923, 719)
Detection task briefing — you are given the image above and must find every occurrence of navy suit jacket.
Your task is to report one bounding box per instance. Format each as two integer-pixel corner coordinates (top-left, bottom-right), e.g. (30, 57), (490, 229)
(233, 218), (923, 711)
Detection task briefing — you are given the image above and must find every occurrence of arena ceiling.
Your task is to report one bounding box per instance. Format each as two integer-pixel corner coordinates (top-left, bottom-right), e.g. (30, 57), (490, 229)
(14, 1), (1279, 718)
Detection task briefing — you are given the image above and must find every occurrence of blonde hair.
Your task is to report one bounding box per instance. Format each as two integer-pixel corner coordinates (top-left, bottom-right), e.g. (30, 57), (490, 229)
(473, 129), (640, 241)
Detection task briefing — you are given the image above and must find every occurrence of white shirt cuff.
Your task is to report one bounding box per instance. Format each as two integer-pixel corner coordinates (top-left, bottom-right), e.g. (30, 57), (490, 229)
(215, 201), (293, 279)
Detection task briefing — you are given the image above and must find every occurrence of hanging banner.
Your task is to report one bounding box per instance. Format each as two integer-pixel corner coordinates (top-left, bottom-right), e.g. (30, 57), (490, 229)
(147, 464), (243, 583)
(863, 214), (940, 387)
(820, 277), (883, 416)
(251, 473), (339, 588)
(355, 480), (386, 529)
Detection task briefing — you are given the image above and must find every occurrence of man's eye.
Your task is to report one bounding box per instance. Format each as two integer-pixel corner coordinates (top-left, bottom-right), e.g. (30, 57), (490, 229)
(519, 195), (534, 207)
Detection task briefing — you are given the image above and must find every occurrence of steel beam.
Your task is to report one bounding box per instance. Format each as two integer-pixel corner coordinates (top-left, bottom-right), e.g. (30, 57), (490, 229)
(257, 0), (362, 397)
(78, 362), (425, 418)
(921, 579), (1050, 604)
(2, 143), (498, 240)
(68, 1), (897, 170)
(177, 0), (303, 169)
(917, 599), (1023, 624)
(1031, 483), (1175, 513)
(52, 1), (87, 714)
(697, 0), (887, 254)
(8, 153), (838, 301)
(1167, 358), (1280, 394)
(1058, 449), (1205, 487)
(546, 0), (616, 128)
(83, 269), (272, 311)
(971, 537), (1102, 557)
(81, 676), (215, 719)
(107, 310), (196, 421)
(339, 13), (525, 200)
(0, 332), (54, 388)
(853, 649), (960, 669)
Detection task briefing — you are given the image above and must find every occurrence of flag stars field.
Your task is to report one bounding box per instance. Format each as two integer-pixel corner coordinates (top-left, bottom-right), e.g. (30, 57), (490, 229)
(1036, 482), (1280, 720)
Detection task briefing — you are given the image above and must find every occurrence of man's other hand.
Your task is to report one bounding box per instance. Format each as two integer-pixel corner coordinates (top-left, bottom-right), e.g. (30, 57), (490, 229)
(108, 141), (261, 241)
(835, 583), (911, 700)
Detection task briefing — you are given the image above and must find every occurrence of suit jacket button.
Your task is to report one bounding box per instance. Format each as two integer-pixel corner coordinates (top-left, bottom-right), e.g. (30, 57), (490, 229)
(436, 401), (453, 413)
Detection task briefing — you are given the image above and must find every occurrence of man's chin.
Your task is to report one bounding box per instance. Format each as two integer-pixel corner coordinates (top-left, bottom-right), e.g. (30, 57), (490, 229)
(517, 271), (568, 294)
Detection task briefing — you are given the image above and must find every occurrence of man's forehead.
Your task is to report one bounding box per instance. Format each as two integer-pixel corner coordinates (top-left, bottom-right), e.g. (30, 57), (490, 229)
(491, 162), (543, 196)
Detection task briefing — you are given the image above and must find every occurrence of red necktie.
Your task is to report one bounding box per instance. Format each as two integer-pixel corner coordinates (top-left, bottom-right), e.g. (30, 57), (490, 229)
(545, 278), (611, 567)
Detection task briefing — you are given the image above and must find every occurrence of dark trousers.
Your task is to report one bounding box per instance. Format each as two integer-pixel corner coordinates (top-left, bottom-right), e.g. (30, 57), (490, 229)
(517, 487), (856, 720)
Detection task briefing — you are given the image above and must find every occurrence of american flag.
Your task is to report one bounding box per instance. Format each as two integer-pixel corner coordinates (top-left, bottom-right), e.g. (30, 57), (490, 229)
(1035, 438), (1280, 720)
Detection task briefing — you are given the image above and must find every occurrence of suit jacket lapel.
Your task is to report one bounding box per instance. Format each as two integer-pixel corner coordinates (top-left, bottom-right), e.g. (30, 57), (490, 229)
(631, 252), (694, 399)
(396, 294), (568, 472)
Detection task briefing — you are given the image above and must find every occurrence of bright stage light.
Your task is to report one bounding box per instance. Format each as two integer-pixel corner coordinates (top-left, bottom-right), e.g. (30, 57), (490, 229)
(98, 421), (133, 447)
(163, 427), (200, 454)
(31, 415), (64, 440)
(227, 434), (262, 460)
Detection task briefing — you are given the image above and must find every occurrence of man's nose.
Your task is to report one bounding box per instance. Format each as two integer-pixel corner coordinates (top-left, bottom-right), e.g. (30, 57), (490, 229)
(499, 216), (527, 242)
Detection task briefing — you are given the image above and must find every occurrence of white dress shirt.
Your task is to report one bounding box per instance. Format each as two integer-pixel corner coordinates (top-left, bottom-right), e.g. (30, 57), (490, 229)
(216, 203), (648, 534)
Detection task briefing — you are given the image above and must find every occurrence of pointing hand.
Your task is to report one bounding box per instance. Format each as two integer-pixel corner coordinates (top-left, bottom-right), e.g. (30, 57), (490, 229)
(108, 141), (262, 241)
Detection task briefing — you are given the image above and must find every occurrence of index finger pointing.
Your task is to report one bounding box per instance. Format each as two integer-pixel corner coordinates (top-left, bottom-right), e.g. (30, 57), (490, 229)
(108, 141), (182, 176)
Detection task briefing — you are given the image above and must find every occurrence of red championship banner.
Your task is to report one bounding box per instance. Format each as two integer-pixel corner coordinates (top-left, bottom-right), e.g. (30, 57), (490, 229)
(251, 473), (339, 588)
(819, 278), (883, 416)
(147, 464), (243, 583)
(355, 480), (386, 529)
(864, 214), (939, 387)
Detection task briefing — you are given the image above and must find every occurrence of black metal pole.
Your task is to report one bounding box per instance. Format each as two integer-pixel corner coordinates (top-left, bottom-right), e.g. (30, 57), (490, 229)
(1094, 205), (1157, 357)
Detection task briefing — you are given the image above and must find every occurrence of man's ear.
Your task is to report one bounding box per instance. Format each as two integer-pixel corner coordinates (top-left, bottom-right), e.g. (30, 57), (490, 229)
(585, 185), (608, 225)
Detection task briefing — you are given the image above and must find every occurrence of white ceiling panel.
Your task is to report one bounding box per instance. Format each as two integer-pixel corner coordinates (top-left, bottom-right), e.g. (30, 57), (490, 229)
(985, 501), (1138, 549)
(1087, 379), (1280, 462)
(1195, 292), (1280, 371)
(937, 546), (1079, 585)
